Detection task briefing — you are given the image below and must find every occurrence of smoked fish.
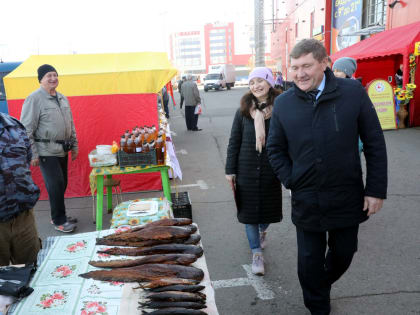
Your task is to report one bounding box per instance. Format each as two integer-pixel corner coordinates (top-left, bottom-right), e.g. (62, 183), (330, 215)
(104, 218), (193, 239)
(96, 233), (201, 247)
(100, 226), (197, 242)
(89, 254), (197, 268)
(141, 278), (200, 289)
(79, 264), (204, 282)
(98, 244), (203, 258)
(139, 301), (206, 310)
(147, 285), (205, 293)
(142, 308), (207, 314)
(146, 291), (206, 303)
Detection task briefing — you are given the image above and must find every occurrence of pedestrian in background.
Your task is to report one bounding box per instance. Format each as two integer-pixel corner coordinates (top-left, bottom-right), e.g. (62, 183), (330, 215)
(332, 57), (364, 155)
(274, 71), (284, 90)
(225, 67), (283, 276)
(158, 86), (170, 119)
(267, 39), (387, 314)
(0, 112), (41, 266)
(178, 76), (186, 109)
(332, 57), (357, 79)
(20, 64), (79, 233)
(181, 74), (202, 131)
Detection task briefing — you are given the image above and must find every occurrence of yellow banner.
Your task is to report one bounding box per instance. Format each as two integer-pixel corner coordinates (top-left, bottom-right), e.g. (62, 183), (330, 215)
(4, 52), (177, 99)
(367, 79), (397, 130)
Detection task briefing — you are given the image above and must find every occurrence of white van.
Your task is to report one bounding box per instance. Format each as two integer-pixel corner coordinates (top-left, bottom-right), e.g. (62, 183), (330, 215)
(204, 64), (235, 92)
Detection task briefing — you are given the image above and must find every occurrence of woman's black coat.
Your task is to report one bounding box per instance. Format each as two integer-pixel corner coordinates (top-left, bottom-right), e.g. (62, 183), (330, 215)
(226, 109), (282, 224)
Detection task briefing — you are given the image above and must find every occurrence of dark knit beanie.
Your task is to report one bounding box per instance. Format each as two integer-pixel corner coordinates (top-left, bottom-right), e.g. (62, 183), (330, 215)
(37, 64), (57, 82)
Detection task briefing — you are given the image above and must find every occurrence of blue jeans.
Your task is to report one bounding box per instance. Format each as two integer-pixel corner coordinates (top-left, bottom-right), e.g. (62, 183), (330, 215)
(245, 224), (269, 253)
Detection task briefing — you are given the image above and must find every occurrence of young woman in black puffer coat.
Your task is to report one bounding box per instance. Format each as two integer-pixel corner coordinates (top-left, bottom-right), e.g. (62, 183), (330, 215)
(225, 67), (283, 276)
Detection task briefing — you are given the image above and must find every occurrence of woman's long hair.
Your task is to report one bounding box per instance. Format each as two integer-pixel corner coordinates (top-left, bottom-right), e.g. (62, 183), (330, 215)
(240, 87), (282, 118)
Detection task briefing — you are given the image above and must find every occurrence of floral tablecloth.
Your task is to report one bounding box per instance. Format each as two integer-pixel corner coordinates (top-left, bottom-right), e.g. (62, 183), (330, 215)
(110, 198), (172, 228)
(11, 229), (139, 315)
(11, 228), (219, 315)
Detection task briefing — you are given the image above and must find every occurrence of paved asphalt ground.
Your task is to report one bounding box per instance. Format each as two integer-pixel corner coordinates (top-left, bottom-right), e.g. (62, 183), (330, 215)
(34, 86), (420, 315)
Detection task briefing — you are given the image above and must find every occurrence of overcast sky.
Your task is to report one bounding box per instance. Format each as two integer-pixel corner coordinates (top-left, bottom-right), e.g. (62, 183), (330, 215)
(0, 0), (263, 61)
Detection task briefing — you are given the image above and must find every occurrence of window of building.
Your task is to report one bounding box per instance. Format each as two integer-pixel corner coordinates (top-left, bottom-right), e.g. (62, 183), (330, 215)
(367, 0), (387, 26)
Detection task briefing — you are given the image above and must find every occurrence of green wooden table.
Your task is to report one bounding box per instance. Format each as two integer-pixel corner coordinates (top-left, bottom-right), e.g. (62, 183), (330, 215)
(89, 164), (172, 230)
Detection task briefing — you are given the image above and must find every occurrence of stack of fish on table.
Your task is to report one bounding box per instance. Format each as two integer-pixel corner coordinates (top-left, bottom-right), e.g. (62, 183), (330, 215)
(79, 218), (208, 315)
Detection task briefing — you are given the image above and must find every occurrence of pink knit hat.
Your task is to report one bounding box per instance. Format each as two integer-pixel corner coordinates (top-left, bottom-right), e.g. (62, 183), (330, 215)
(248, 67), (275, 87)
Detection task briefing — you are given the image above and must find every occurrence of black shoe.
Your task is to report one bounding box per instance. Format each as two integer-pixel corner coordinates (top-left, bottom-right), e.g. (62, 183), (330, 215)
(192, 128), (202, 131)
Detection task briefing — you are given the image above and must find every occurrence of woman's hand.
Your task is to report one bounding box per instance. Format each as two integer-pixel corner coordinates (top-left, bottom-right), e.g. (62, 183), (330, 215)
(225, 174), (236, 187)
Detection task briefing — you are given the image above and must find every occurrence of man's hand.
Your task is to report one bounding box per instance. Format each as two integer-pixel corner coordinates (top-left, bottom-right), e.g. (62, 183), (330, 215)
(71, 149), (78, 161)
(30, 158), (39, 167)
(363, 196), (384, 216)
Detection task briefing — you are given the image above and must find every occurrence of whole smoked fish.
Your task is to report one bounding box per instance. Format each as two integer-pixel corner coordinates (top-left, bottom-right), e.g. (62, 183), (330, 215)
(146, 291), (206, 303)
(98, 244), (203, 258)
(100, 226), (197, 242)
(142, 308), (207, 315)
(139, 301), (206, 310)
(79, 264), (204, 282)
(96, 234), (201, 247)
(141, 278), (200, 289)
(104, 218), (193, 239)
(89, 254), (197, 268)
(147, 284), (205, 293)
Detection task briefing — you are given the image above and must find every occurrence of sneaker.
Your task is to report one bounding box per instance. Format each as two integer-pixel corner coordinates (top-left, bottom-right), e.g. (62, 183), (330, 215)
(251, 252), (265, 276)
(54, 222), (76, 233)
(50, 216), (78, 225)
(260, 231), (267, 250)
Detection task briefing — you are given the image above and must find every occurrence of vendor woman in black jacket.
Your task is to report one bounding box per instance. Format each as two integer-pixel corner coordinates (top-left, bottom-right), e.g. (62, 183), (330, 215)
(225, 67), (282, 276)
(267, 39), (387, 315)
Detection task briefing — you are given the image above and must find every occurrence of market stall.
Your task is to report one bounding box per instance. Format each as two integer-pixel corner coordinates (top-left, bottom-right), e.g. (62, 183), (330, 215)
(3, 52), (177, 198)
(9, 222), (219, 315)
(330, 21), (420, 126)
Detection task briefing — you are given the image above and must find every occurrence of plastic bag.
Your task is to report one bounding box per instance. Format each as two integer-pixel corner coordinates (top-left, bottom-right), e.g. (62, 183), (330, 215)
(194, 104), (202, 115)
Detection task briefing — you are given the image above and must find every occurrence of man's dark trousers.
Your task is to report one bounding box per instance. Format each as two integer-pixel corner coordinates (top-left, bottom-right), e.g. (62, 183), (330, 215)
(296, 225), (359, 315)
(39, 156), (68, 225)
(185, 106), (198, 130)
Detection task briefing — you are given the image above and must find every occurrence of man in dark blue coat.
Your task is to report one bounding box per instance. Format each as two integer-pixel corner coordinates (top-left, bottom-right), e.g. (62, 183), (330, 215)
(266, 39), (387, 315)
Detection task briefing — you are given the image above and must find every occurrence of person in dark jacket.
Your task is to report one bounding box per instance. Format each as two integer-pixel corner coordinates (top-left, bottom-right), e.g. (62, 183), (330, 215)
(226, 67), (283, 276)
(266, 39), (387, 315)
(0, 113), (41, 266)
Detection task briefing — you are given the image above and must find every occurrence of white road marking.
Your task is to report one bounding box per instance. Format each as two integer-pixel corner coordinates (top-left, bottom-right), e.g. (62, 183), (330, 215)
(175, 149), (188, 155)
(211, 265), (275, 300)
(242, 264), (275, 300)
(212, 277), (250, 289)
(171, 180), (208, 190)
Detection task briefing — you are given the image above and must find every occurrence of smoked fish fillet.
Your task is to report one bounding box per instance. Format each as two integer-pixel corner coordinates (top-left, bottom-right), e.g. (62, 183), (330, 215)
(98, 244), (203, 258)
(89, 254), (197, 268)
(103, 218), (193, 239)
(96, 234), (201, 247)
(99, 226), (197, 242)
(79, 264), (204, 282)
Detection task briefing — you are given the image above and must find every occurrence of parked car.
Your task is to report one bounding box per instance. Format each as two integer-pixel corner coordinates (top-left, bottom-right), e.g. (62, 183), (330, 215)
(203, 64), (235, 92)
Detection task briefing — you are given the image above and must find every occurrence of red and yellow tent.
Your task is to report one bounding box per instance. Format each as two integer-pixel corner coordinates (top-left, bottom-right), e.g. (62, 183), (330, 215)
(4, 52), (177, 199)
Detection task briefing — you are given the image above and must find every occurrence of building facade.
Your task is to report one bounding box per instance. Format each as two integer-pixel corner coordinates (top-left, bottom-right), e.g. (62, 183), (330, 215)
(269, 0), (402, 78)
(169, 22), (274, 75)
(169, 31), (206, 75)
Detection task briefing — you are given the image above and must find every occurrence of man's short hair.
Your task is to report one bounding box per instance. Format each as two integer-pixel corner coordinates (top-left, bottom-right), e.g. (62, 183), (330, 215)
(290, 39), (328, 62)
(186, 74), (193, 80)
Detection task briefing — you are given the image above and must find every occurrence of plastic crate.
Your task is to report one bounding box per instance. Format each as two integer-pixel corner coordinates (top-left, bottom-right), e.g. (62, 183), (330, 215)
(171, 192), (192, 219)
(117, 149), (157, 167)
